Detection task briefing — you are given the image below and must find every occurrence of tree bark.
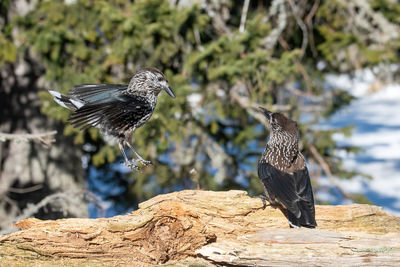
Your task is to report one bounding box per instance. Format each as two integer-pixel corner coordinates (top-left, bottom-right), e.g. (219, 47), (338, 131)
(1, 190), (399, 266)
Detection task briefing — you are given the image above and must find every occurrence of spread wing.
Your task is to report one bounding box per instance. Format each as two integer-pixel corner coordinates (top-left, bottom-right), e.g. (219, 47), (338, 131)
(68, 95), (153, 131)
(68, 84), (128, 103)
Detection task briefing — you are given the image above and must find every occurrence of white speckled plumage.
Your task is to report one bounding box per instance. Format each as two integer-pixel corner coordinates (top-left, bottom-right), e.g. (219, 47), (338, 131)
(257, 108), (316, 228)
(49, 67), (175, 170)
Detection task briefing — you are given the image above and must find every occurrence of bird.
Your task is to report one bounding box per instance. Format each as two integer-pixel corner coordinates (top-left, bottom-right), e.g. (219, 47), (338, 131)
(257, 107), (317, 228)
(49, 67), (175, 170)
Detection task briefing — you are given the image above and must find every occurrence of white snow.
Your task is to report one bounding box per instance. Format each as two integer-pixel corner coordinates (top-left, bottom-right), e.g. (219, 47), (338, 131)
(187, 93), (202, 107)
(187, 93), (203, 115)
(321, 71), (400, 215)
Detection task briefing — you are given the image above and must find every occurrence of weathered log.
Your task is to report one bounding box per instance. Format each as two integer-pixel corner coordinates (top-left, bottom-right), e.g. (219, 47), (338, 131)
(0, 190), (399, 266)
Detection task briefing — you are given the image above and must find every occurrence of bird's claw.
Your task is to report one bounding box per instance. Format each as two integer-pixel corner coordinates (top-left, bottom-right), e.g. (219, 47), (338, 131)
(121, 158), (152, 171)
(257, 195), (281, 209)
(269, 202), (281, 209)
(138, 159), (152, 166)
(257, 195), (268, 209)
(122, 159), (152, 171)
(122, 161), (141, 171)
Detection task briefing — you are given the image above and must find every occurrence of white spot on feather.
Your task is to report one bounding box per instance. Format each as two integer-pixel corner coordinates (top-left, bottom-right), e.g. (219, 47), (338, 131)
(48, 90), (62, 98)
(53, 97), (69, 109)
(70, 99), (84, 109)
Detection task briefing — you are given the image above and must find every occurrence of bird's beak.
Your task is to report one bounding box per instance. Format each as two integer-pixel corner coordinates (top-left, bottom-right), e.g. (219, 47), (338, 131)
(164, 86), (176, 98)
(258, 107), (272, 119)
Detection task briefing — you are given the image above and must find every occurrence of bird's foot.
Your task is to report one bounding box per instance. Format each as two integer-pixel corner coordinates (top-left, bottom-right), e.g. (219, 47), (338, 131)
(137, 159), (152, 166)
(257, 195), (281, 209)
(269, 202), (281, 209)
(122, 161), (141, 171)
(121, 158), (152, 171)
(257, 195), (268, 209)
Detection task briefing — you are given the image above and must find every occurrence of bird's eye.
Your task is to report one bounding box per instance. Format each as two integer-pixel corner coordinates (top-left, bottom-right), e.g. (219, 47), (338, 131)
(158, 77), (164, 82)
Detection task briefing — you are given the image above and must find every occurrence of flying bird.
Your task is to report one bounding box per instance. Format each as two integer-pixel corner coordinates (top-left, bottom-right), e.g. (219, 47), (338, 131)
(257, 107), (317, 228)
(49, 67), (175, 170)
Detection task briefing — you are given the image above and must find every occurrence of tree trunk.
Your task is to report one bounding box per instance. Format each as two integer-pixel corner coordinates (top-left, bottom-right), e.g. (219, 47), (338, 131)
(1, 190), (399, 266)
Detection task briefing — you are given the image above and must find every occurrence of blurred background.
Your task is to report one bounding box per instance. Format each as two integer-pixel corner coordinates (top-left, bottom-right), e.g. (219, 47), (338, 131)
(1, 0), (399, 233)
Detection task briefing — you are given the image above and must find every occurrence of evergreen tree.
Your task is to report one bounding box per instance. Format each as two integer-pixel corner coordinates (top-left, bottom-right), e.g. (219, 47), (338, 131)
(2, 0), (399, 214)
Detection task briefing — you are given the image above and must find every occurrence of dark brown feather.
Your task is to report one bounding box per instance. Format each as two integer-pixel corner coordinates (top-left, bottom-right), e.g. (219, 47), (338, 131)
(258, 110), (317, 228)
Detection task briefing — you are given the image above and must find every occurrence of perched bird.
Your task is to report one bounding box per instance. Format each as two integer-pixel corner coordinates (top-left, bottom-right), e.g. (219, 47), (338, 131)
(257, 107), (317, 228)
(49, 67), (175, 170)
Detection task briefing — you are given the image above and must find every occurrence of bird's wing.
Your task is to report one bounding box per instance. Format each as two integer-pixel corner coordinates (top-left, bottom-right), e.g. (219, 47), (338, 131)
(68, 95), (153, 131)
(293, 167), (316, 226)
(294, 167), (315, 203)
(68, 84), (128, 103)
(258, 162), (302, 218)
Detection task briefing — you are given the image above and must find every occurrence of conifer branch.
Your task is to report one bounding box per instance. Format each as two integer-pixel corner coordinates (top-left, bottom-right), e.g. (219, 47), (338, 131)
(288, 0), (308, 59)
(0, 131), (57, 146)
(308, 144), (353, 200)
(305, 0), (320, 57)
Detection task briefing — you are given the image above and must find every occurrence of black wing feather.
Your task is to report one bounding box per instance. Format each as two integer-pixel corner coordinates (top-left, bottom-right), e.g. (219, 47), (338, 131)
(258, 162), (301, 217)
(293, 168), (316, 227)
(68, 95), (153, 132)
(68, 84), (128, 103)
(258, 162), (316, 227)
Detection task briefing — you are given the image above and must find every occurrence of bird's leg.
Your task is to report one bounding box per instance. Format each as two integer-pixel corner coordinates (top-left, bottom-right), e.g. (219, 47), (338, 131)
(258, 195), (268, 209)
(257, 187), (271, 209)
(119, 138), (139, 170)
(259, 187), (281, 209)
(125, 141), (152, 166)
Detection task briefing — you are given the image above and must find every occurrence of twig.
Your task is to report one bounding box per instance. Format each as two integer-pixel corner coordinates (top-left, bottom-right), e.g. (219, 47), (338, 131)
(308, 144), (332, 177)
(0, 191), (83, 234)
(203, 2), (232, 35)
(285, 85), (312, 98)
(201, 131), (232, 185)
(261, 0), (287, 50)
(0, 131), (57, 146)
(8, 184), (44, 194)
(305, 0), (320, 57)
(193, 27), (203, 50)
(230, 82), (291, 128)
(0, 190), (106, 234)
(288, 0), (308, 59)
(278, 36), (313, 91)
(308, 144), (353, 200)
(84, 191), (108, 218)
(239, 0), (250, 33)
(14, 191), (76, 222)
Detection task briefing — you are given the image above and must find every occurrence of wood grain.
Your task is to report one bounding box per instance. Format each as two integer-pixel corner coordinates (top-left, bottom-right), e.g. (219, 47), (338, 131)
(0, 190), (399, 266)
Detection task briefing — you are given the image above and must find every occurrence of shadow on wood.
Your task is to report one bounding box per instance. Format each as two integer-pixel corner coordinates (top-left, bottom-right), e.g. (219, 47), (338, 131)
(0, 190), (400, 266)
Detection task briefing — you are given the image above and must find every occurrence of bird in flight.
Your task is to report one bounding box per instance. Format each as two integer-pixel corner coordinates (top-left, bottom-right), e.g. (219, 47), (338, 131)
(257, 107), (317, 228)
(49, 67), (175, 170)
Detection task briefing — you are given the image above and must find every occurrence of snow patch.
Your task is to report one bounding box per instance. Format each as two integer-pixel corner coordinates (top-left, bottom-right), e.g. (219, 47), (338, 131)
(323, 70), (400, 215)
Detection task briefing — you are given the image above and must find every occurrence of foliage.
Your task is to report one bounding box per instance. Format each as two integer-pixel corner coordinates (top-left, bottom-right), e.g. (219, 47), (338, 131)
(6, 0), (400, 210)
(0, 0), (16, 66)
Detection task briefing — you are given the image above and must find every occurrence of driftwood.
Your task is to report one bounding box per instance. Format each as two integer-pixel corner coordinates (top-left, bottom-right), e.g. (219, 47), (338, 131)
(0, 190), (399, 266)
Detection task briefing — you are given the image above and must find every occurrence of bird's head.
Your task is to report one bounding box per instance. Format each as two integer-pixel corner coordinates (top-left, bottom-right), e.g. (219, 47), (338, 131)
(129, 67), (175, 98)
(258, 107), (298, 135)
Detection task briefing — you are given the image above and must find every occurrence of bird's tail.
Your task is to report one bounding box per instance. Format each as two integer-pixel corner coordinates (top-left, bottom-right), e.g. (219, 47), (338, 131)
(49, 91), (84, 111)
(287, 202), (317, 228)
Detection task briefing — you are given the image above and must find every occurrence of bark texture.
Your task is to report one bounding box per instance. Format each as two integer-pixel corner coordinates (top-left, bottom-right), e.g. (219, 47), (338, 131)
(0, 190), (399, 266)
